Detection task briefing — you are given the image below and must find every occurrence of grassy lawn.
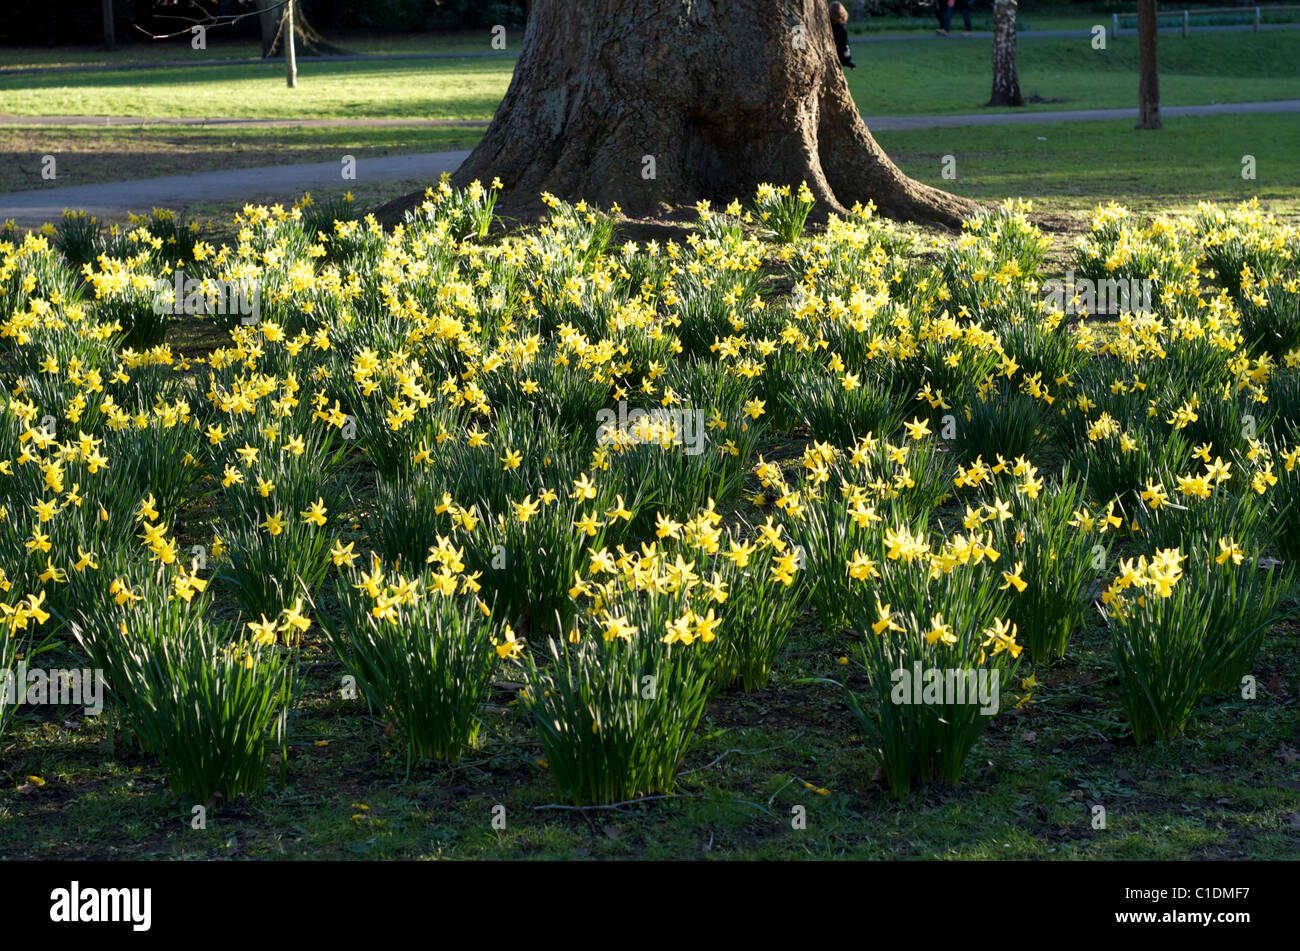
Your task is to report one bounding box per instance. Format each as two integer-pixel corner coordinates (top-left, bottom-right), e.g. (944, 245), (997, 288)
(877, 114), (1300, 216)
(0, 57), (511, 122)
(847, 31), (1300, 115)
(2, 33), (1297, 121)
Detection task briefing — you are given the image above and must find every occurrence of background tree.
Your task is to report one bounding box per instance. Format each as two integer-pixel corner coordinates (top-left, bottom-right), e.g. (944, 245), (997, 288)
(250, 0), (349, 57)
(255, 0), (278, 56)
(102, 0), (116, 50)
(988, 0), (1023, 107)
(381, 0), (977, 229)
(1136, 0), (1161, 128)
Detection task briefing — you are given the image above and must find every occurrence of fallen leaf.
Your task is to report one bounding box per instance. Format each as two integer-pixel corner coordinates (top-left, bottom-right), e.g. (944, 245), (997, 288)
(1278, 742), (1299, 765)
(603, 825), (621, 840)
(1021, 731), (1038, 743)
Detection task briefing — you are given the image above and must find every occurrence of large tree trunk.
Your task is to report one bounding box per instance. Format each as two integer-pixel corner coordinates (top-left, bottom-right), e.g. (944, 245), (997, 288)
(379, 0), (978, 229)
(987, 0), (1022, 107)
(1136, 0), (1161, 129)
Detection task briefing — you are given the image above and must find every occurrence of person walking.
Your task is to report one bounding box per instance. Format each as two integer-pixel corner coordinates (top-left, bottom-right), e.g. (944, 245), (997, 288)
(935, 0), (974, 36)
(830, 2), (856, 68)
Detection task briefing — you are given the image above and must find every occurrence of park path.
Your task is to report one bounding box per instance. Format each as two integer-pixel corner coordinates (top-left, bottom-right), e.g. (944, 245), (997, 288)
(0, 21), (1295, 76)
(2, 98), (1297, 227)
(0, 150), (470, 227)
(3, 98), (1297, 131)
(0, 115), (491, 128)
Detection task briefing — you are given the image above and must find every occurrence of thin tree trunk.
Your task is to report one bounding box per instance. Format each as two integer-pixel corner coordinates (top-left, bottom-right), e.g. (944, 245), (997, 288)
(1136, 0), (1161, 128)
(102, 0), (116, 51)
(378, 0), (978, 230)
(285, 0), (298, 88)
(987, 0), (1023, 107)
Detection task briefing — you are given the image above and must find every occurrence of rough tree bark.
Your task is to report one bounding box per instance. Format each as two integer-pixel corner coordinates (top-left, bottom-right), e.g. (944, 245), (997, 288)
(1136, 0), (1161, 129)
(987, 0), (1023, 107)
(379, 0), (978, 229)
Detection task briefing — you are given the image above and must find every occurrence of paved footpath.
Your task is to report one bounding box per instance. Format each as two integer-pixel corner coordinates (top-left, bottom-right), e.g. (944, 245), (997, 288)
(2, 98), (1297, 227)
(0, 115), (491, 128)
(0, 150), (471, 227)
(3, 98), (1295, 132)
(864, 98), (1300, 129)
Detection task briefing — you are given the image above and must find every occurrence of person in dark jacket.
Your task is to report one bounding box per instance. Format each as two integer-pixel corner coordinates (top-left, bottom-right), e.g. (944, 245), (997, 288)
(935, 0), (974, 36)
(830, 2), (855, 69)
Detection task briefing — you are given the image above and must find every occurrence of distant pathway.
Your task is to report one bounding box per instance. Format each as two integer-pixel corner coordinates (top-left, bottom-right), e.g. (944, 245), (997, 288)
(0, 150), (471, 227)
(2, 98), (1295, 132)
(0, 115), (490, 128)
(863, 98), (1300, 129)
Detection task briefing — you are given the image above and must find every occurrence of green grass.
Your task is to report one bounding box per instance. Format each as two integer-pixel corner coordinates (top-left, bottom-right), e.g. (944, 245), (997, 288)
(877, 114), (1300, 215)
(846, 32), (1300, 116)
(0, 57), (511, 121)
(2, 33), (1296, 121)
